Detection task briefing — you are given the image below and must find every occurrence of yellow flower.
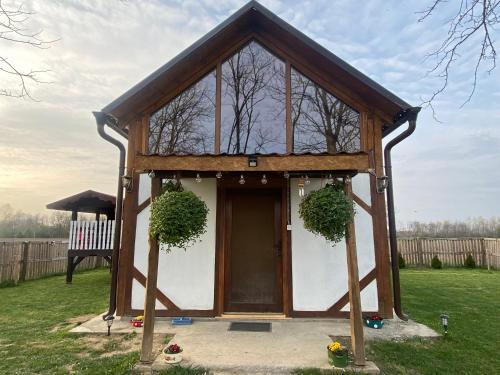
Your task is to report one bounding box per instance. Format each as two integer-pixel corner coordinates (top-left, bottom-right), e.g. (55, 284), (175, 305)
(328, 342), (342, 352)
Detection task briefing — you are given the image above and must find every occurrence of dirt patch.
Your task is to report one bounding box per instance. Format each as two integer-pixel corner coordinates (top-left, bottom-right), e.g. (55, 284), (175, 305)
(51, 314), (97, 332)
(79, 331), (171, 358)
(67, 314), (96, 325)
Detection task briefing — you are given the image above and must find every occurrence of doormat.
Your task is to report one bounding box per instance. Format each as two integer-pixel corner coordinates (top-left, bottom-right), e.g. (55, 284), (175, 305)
(229, 322), (272, 332)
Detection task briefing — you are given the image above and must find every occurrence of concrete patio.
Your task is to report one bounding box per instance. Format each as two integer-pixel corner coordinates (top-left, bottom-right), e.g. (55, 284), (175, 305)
(72, 315), (439, 374)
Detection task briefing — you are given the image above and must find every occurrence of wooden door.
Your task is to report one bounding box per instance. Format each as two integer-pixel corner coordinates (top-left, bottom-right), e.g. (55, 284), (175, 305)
(224, 189), (283, 313)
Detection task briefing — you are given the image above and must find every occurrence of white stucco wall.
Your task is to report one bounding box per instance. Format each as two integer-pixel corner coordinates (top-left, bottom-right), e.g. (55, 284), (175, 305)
(138, 174), (151, 205)
(131, 177), (217, 311)
(131, 174), (378, 313)
(291, 176), (378, 312)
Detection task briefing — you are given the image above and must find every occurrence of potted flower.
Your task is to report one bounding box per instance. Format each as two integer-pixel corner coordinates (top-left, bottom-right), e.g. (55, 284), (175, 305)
(130, 315), (143, 328)
(364, 314), (384, 329)
(163, 343), (183, 364)
(327, 341), (348, 368)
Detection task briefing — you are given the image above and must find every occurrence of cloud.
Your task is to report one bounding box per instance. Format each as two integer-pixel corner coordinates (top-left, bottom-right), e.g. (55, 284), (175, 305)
(1, 0), (499, 225)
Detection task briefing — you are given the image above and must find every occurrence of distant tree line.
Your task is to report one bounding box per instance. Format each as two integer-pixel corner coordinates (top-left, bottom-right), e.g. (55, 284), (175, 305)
(398, 217), (500, 238)
(0, 204), (71, 238)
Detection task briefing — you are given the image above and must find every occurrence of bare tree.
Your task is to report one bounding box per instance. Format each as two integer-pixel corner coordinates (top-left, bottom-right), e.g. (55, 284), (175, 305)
(418, 0), (499, 110)
(0, 1), (54, 99)
(291, 70), (360, 154)
(222, 41), (281, 154)
(149, 73), (216, 155)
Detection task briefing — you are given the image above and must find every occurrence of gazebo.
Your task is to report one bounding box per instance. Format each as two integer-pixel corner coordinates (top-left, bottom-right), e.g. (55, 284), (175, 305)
(47, 190), (116, 283)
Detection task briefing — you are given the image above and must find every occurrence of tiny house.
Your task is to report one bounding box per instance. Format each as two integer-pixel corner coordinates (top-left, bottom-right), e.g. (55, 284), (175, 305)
(96, 1), (418, 319)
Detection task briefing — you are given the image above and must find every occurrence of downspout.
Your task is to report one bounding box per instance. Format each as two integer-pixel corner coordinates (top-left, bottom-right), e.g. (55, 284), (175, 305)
(384, 107), (420, 321)
(93, 111), (126, 321)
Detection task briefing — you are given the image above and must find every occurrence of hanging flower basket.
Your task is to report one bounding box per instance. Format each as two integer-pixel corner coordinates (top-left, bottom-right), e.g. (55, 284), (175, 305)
(149, 182), (209, 252)
(299, 183), (354, 244)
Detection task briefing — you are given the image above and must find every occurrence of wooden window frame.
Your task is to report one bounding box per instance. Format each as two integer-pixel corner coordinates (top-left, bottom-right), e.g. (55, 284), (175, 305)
(141, 34), (368, 157)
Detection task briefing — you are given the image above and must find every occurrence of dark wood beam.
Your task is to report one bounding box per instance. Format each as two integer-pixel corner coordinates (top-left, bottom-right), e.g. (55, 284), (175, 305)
(139, 176), (161, 364)
(134, 153), (369, 172)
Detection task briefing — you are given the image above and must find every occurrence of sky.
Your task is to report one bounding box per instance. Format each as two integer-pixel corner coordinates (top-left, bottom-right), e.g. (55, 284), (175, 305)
(0, 0), (499, 225)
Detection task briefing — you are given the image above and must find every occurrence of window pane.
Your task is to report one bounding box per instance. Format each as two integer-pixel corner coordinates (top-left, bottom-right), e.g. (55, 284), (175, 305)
(221, 41), (286, 154)
(291, 69), (360, 153)
(149, 71), (216, 155)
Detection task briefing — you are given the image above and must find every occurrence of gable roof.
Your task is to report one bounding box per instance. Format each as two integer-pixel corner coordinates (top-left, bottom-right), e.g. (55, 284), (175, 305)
(102, 1), (412, 134)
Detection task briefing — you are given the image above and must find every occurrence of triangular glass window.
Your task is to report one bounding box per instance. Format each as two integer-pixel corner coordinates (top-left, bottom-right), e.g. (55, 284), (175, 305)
(221, 41), (286, 154)
(291, 68), (360, 153)
(149, 71), (216, 155)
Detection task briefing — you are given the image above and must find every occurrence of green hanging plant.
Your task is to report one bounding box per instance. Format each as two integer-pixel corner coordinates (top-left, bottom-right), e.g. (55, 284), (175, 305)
(149, 181), (209, 252)
(299, 183), (355, 244)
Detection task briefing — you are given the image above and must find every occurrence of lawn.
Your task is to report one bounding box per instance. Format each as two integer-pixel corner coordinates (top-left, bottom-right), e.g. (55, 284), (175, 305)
(1, 268), (498, 374)
(368, 268), (500, 375)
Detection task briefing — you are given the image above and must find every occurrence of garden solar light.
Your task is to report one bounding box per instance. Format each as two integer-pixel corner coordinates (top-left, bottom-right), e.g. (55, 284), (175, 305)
(104, 315), (114, 336)
(440, 313), (449, 334)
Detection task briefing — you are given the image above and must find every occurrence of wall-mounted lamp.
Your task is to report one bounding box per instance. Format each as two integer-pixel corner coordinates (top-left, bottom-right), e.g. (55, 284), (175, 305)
(261, 174), (268, 185)
(216, 171), (222, 179)
(283, 171), (290, 179)
(121, 175), (133, 192)
(376, 176), (389, 193)
(195, 173), (202, 183)
(239, 174), (246, 185)
(367, 169), (389, 193)
(248, 155), (257, 167)
(148, 170), (155, 178)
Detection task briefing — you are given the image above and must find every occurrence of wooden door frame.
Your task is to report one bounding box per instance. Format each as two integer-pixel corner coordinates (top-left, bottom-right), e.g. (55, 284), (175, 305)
(214, 174), (292, 316)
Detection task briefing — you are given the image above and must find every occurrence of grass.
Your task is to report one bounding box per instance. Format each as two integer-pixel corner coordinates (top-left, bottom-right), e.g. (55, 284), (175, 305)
(369, 268), (500, 375)
(1, 267), (498, 374)
(0, 268), (139, 375)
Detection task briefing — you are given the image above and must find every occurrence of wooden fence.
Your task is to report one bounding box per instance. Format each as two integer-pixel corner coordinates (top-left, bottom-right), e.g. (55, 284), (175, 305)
(0, 241), (105, 283)
(398, 237), (500, 269)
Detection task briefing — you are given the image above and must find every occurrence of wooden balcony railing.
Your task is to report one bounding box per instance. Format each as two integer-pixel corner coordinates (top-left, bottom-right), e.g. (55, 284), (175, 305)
(68, 220), (115, 250)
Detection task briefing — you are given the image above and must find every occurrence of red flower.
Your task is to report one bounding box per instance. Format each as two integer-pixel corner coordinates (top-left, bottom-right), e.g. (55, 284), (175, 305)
(167, 344), (182, 354)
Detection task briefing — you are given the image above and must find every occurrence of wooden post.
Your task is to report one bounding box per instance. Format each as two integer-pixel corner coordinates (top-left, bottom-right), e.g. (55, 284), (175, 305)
(345, 176), (366, 366)
(480, 239), (487, 268)
(66, 255), (74, 283)
(140, 175), (161, 364)
(417, 238), (423, 267)
(19, 241), (30, 282)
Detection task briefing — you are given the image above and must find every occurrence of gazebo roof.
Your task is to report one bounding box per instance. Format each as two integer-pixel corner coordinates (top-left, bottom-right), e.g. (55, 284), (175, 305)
(46, 190), (116, 215)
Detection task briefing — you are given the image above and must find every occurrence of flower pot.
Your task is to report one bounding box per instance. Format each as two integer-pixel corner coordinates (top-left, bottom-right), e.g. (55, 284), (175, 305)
(364, 316), (384, 329)
(163, 349), (183, 364)
(327, 348), (348, 368)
